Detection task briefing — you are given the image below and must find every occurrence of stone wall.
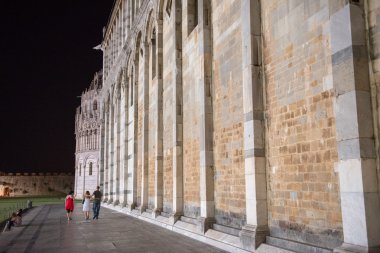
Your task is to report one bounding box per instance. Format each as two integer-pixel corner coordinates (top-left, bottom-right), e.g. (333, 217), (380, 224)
(182, 2), (201, 218)
(261, 0), (342, 248)
(96, 0), (380, 252)
(0, 173), (74, 197)
(212, 0), (246, 229)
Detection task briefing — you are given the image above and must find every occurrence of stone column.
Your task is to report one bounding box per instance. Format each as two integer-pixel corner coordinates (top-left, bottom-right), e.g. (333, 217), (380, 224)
(120, 76), (129, 207)
(169, 0), (184, 225)
(89, 131), (91, 150)
(103, 104), (109, 202)
(92, 130), (95, 150)
(126, 66), (138, 211)
(107, 101), (114, 204)
(113, 96), (121, 206)
(239, 0), (268, 251)
(92, 130), (94, 151)
(153, 20), (164, 218)
(139, 43), (150, 213)
(82, 164), (86, 197)
(89, 131), (92, 150)
(197, 0), (215, 234)
(330, 3), (380, 253)
(74, 165), (78, 197)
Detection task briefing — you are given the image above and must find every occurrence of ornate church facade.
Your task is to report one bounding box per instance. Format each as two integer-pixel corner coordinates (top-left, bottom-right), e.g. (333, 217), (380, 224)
(74, 71), (102, 198)
(82, 0), (380, 252)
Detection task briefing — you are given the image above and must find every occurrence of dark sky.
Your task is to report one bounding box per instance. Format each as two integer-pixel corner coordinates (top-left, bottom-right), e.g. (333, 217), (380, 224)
(0, 1), (114, 173)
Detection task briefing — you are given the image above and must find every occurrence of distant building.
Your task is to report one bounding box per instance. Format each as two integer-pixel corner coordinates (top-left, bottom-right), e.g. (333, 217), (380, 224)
(74, 71), (102, 198)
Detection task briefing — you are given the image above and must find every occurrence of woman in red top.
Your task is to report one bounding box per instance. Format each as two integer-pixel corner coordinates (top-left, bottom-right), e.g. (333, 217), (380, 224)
(65, 191), (74, 221)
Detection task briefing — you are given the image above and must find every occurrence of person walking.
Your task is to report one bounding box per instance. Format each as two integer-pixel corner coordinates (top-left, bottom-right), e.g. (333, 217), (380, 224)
(65, 191), (74, 221)
(82, 191), (91, 220)
(92, 186), (102, 220)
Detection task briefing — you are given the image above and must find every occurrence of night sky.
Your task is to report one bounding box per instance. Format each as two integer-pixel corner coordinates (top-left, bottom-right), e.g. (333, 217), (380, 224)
(0, 1), (114, 173)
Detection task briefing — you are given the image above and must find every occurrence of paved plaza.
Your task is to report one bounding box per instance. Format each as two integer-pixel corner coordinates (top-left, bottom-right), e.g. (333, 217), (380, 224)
(0, 204), (226, 253)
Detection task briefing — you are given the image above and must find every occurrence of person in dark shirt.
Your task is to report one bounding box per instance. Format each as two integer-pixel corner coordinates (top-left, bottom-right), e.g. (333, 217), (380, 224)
(92, 186), (102, 220)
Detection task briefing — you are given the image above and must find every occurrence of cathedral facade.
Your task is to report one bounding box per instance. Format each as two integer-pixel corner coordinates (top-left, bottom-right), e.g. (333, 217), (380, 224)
(89, 0), (380, 252)
(74, 71), (102, 198)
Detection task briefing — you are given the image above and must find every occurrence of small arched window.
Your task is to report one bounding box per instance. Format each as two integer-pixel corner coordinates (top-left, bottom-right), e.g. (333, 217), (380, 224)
(89, 162), (93, 176)
(93, 100), (98, 111)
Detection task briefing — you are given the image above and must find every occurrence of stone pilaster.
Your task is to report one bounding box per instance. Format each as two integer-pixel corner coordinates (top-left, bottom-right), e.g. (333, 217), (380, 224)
(330, 3), (380, 253)
(113, 94), (120, 206)
(170, 0), (184, 224)
(74, 165), (78, 197)
(107, 101), (114, 204)
(99, 115), (105, 194)
(239, 0), (268, 251)
(126, 63), (138, 211)
(119, 75), (129, 207)
(82, 164), (86, 197)
(103, 103), (109, 202)
(140, 43), (150, 213)
(153, 20), (164, 218)
(197, 0), (215, 234)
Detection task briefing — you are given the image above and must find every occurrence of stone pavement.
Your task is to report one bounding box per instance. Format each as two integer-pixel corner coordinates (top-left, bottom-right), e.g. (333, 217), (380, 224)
(0, 204), (227, 253)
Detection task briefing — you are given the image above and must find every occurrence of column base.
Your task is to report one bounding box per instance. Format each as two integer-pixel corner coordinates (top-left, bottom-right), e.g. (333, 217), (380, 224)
(124, 202), (136, 212)
(334, 243), (380, 253)
(107, 198), (113, 205)
(169, 212), (182, 225)
(239, 225), (268, 251)
(197, 217), (215, 234)
(151, 208), (161, 218)
(103, 197), (108, 203)
(137, 205), (147, 215)
(113, 200), (120, 206)
(121, 201), (128, 208)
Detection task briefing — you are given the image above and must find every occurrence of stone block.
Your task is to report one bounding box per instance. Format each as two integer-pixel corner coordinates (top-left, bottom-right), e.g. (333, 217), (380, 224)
(340, 192), (368, 246)
(332, 47), (355, 95)
(197, 217), (215, 234)
(337, 158), (378, 193)
(333, 92), (359, 130)
(239, 225), (268, 251)
(349, 4), (366, 47)
(338, 138), (376, 160)
(331, 5), (352, 54)
(356, 91), (374, 138)
(334, 242), (380, 253)
(244, 120), (254, 151)
(364, 193), (380, 247)
(200, 200), (214, 218)
(254, 119), (265, 149)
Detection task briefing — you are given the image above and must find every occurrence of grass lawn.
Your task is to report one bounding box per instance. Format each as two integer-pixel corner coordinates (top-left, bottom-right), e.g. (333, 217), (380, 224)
(0, 196), (80, 222)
